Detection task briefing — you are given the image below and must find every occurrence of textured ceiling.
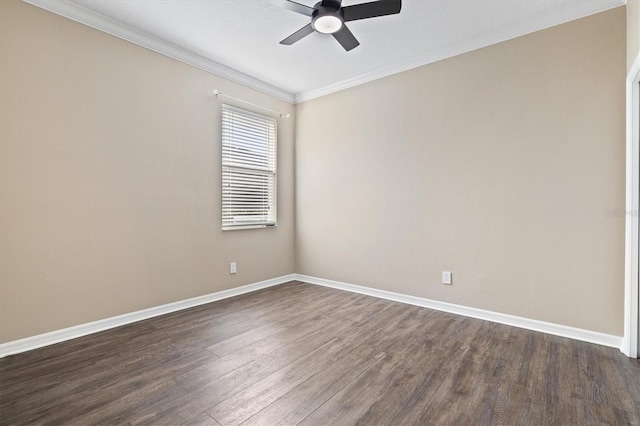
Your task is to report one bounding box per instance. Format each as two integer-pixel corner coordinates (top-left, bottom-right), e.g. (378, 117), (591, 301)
(43, 0), (624, 101)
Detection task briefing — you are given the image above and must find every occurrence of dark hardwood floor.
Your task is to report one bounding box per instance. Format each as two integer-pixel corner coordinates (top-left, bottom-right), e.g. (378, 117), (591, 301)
(1, 281), (639, 425)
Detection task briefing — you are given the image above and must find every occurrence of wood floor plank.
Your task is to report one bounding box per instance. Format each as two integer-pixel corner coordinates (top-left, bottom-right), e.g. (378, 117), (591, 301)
(351, 338), (458, 425)
(172, 299), (379, 394)
(578, 342), (640, 414)
(527, 339), (587, 425)
(205, 322), (290, 357)
(0, 321), (161, 387)
(208, 336), (367, 425)
(184, 300), (410, 410)
(298, 339), (422, 425)
(240, 347), (385, 426)
(471, 333), (532, 425)
(390, 334), (497, 425)
(582, 401), (640, 425)
(0, 334), (185, 420)
(2, 281), (640, 425)
(202, 288), (368, 359)
(179, 412), (222, 426)
(173, 316), (333, 392)
(210, 303), (423, 425)
(188, 337), (341, 412)
(67, 378), (186, 425)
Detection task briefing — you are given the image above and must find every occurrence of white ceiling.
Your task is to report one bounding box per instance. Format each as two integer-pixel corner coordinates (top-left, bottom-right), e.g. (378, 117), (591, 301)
(27, 0), (624, 102)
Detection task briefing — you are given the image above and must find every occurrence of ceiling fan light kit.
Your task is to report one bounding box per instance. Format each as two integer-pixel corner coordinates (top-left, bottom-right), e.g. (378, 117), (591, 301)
(313, 12), (343, 34)
(280, 0), (402, 51)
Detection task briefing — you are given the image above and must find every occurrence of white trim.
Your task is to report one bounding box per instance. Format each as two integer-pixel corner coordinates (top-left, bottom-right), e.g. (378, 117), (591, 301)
(0, 274), (296, 358)
(1, 272), (624, 358)
(21, 0), (295, 104)
(22, 0), (623, 105)
(295, 274), (623, 349)
(294, 0), (624, 102)
(623, 52), (640, 358)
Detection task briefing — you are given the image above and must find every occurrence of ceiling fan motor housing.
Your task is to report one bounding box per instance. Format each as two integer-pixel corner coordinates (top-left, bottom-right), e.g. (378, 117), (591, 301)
(311, 1), (344, 33)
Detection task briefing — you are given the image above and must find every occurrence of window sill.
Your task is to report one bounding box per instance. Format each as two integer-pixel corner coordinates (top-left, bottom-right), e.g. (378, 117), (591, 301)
(222, 224), (277, 231)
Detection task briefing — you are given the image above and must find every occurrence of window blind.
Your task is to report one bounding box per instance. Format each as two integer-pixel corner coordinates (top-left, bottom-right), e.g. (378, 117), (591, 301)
(221, 104), (277, 230)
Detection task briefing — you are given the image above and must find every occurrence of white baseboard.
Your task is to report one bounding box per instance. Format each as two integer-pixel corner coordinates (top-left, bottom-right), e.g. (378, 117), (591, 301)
(1, 272), (624, 358)
(0, 274), (296, 358)
(295, 274), (623, 350)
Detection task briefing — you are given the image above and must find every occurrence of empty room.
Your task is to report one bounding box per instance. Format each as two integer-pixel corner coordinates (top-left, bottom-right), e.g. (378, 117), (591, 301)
(2, 0), (640, 424)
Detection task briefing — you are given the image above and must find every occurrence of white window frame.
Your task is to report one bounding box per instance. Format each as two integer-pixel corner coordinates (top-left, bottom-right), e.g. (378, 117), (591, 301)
(221, 104), (277, 231)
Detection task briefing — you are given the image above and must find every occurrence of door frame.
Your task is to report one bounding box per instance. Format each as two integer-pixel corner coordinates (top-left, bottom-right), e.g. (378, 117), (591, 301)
(624, 52), (640, 358)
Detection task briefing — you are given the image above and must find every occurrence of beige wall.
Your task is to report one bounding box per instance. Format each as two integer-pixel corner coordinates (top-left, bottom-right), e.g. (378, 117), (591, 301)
(0, 1), (627, 344)
(296, 8), (626, 335)
(0, 0), (295, 343)
(629, 0), (640, 72)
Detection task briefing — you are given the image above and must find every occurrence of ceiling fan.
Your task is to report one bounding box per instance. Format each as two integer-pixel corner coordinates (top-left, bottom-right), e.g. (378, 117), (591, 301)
(279, 0), (402, 52)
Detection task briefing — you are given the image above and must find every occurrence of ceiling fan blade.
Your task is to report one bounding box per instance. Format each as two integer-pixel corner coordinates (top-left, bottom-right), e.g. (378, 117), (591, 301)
(282, 0), (315, 16)
(341, 0), (401, 22)
(332, 25), (360, 51)
(280, 23), (315, 45)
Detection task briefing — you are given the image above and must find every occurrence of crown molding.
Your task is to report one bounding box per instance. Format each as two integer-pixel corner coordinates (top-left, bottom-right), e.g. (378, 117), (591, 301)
(22, 0), (296, 104)
(22, 0), (624, 105)
(294, 0), (625, 103)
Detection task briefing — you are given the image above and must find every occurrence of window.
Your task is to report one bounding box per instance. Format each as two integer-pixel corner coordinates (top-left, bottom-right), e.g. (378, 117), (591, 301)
(221, 104), (277, 230)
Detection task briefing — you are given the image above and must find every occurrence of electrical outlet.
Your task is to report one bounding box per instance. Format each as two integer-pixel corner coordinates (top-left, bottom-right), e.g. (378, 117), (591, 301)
(442, 271), (452, 285)
(230, 262), (237, 274)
